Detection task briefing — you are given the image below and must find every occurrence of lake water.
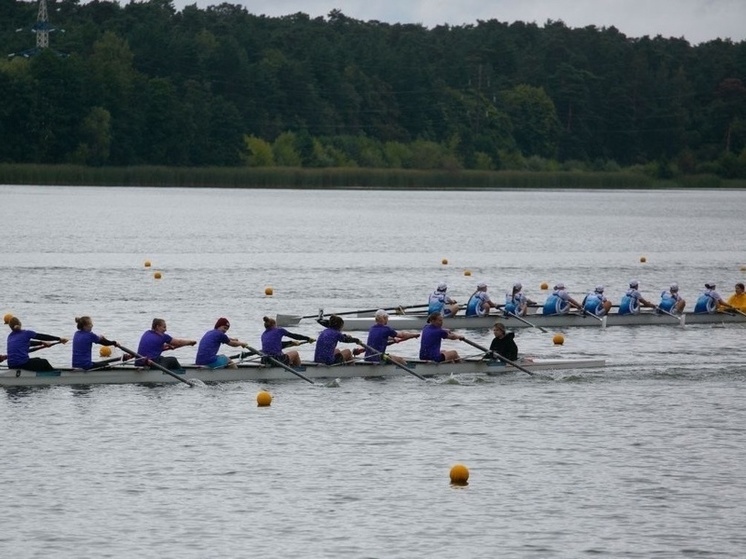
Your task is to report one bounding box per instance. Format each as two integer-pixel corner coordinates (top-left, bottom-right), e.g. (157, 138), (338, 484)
(1, 185), (746, 558)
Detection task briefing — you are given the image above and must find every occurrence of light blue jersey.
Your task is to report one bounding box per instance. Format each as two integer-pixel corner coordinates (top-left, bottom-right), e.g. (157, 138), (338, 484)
(543, 290), (570, 315)
(583, 293), (606, 316)
(618, 288), (642, 315)
(694, 289), (721, 313)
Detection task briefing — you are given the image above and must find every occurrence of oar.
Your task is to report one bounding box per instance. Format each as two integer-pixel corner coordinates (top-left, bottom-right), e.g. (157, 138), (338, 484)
(288, 304), (431, 321)
(118, 345), (196, 387)
(29, 340), (63, 353)
(577, 309), (607, 328)
(461, 337), (535, 376)
(357, 341), (426, 381)
(244, 345), (315, 384)
(505, 311), (548, 333)
(654, 306), (686, 327)
(230, 340), (312, 362)
(730, 308), (746, 318)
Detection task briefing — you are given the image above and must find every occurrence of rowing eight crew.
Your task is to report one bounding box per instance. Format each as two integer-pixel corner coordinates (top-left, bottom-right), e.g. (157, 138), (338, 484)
(2, 311), (519, 373)
(430, 281), (746, 318)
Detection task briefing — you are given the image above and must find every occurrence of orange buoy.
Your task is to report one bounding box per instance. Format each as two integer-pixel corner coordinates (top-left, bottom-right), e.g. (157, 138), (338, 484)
(265, 286), (274, 296)
(257, 391), (272, 407)
(540, 282), (548, 290)
(640, 256), (647, 263)
(450, 464), (469, 486)
(99, 346), (112, 357)
(464, 270), (471, 276)
(3, 313), (13, 324)
(153, 271), (162, 279)
(144, 260), (152, 267)
(553, 333), (565, 345)
(442, 258), (449, 265)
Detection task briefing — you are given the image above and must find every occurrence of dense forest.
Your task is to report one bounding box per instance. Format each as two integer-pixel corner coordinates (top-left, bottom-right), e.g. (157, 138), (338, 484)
(1, 0), (746, 178)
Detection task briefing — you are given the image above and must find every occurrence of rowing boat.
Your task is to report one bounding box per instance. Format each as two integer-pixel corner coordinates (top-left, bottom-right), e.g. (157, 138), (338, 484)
(0, 358), (605, 387)
(276, 310), (746, 330)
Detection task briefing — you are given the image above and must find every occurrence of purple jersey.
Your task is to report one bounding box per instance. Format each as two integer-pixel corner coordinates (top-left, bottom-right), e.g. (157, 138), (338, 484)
(261, 327), (291, 357)
(195, 328), (231, 365)
(72, 330), (102, 369)
(365, 324), (398, 362)
(136, 329), (173, 365)
(6, 329), (36, 367)
(314, 328), (347, 365)
(419, 323), (449, 361)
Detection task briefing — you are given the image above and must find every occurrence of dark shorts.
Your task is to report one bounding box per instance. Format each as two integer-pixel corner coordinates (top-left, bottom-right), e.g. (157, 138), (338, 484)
(262, 354), (290, 365)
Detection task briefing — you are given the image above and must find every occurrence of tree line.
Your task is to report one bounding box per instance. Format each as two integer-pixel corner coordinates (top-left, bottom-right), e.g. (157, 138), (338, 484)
(1, 0), (745, 178)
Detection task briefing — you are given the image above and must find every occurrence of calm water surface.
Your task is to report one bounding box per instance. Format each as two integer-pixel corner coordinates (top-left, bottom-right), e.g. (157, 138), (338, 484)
(1, 185), (746, 558)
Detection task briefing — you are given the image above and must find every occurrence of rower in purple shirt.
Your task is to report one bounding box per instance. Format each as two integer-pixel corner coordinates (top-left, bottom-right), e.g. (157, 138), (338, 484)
(365, 309), (419, 364)
(136, 318), (196, 370)
(261, 316), (315, 366)
(314, 315), (360, 365)
(418, 312), (464, 363)
(6, 316), (69, 371)
(195, 317), (249, 369)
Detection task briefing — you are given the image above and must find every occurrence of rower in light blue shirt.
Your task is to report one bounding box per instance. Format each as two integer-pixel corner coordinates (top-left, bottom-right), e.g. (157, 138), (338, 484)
(659, 283), (686, 315)
(542, 283), (582, 315)
(694, 282), (736, 314)
(618, 280), (655, 315)
(583, 285), (612, 317)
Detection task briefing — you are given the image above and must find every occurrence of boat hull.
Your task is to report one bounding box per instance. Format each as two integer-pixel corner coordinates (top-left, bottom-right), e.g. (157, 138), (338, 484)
(0, 358), (605, 387)
(276, 310), (745, 330)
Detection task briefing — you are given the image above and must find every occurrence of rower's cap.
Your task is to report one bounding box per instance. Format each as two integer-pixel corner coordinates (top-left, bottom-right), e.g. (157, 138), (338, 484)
(554, 282), (565, 290)
(629, 280), (639, 288)
(670, 283), (679, 291)
(375, 309), (389, 319)
(215, 317), (230, 329)
(437, 282), (447, 291)
(595, 285), (604, 293)
(477, 282), (487, 289)
(705, 282), (715, 288)
(513, 282), (522, 290)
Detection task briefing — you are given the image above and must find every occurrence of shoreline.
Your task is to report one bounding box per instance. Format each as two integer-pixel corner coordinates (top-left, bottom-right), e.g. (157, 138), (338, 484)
(1, 164), (744, 189)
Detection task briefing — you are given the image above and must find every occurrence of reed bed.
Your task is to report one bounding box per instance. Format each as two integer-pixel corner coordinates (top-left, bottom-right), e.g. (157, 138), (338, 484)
(1, 164), (742, 189)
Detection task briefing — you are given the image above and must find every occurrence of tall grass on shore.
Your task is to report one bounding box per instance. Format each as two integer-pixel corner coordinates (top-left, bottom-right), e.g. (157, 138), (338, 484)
(0, 164), (741, 189)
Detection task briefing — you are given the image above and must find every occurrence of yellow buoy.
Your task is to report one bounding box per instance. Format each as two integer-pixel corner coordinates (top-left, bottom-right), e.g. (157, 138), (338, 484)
(464, 270), (471, 276)
(640, 256), (647, 263)
(442, 258), (448, 265)
(553, 333), (565, 345)
(540, 282), (548, 290)
(3, 313), (13, 324)
(153, 271), (162, 279)
(450, 464), (469, 486)
(99, 346), (112, 357)
(144, 260), (152, 267)
(257, 391), (272, 407)
(265, 286), (274, 296)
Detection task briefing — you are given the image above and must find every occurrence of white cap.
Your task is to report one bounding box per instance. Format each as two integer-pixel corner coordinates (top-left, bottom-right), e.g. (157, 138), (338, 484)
(629, 280), (639, 288)
(670, 283), (679, 291)
(513, 282), (522, 290)
(554, 283), (565, 290)
(477, 282), (487, 289)
(375, 309), (389, 319)
(437, 282), (447, 292)
(595, 285), (604, 293)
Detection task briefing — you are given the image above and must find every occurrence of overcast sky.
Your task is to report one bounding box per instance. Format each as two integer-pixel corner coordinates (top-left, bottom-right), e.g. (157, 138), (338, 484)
(175, 0), (745, 45)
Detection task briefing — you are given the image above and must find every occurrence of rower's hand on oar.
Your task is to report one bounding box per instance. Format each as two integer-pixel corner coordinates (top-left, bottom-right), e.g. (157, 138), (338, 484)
(352, 347), (366, 356)
(0, 354), (6, 363)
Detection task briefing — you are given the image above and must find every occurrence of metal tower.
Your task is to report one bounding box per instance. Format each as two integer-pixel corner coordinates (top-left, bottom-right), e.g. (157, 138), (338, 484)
(8, 0), (65, 58)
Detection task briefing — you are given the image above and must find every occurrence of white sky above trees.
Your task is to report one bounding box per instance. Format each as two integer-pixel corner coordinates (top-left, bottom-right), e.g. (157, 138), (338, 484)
(174, 0), (746, 45)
